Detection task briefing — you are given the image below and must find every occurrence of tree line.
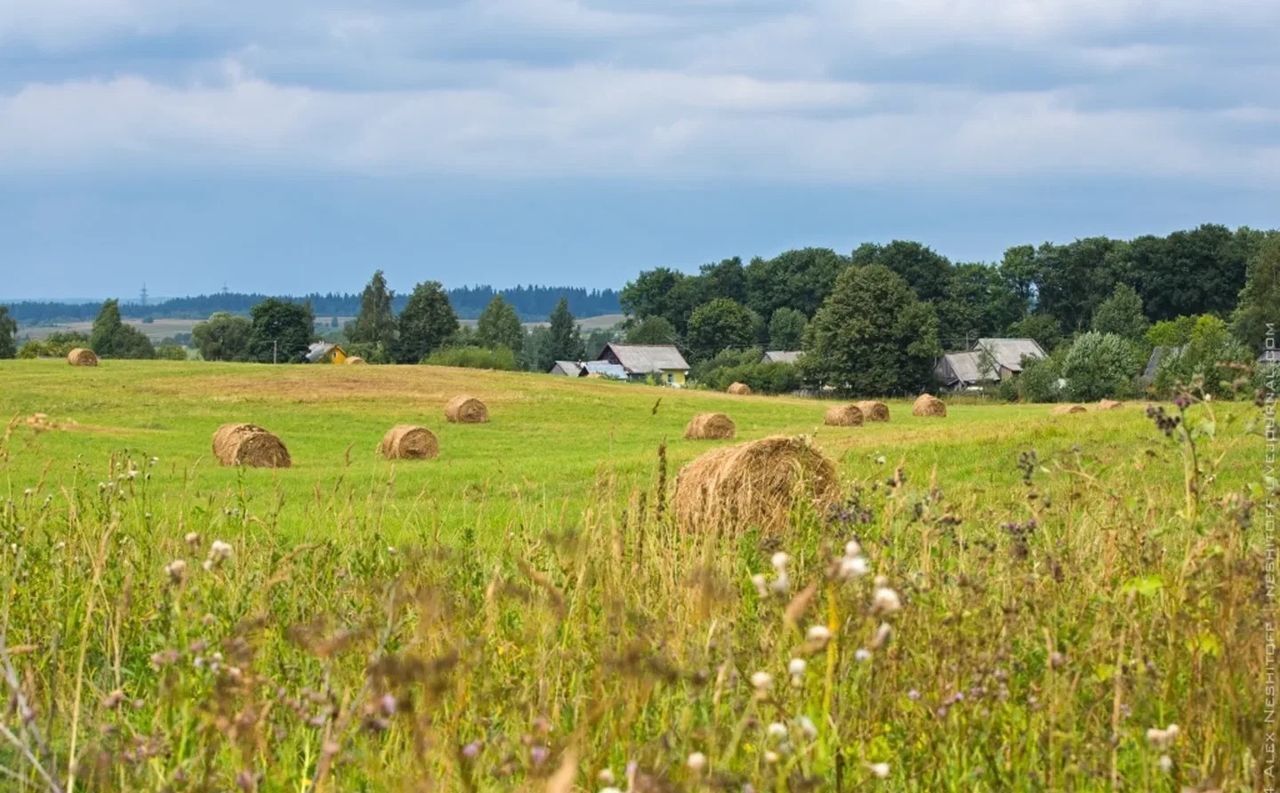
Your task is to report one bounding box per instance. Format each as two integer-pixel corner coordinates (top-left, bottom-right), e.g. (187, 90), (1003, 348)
(4, 285), (621, 324)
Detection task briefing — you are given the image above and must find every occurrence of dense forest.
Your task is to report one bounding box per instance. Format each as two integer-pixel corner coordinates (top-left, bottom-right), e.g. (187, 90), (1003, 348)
(6, 285), (621, 324)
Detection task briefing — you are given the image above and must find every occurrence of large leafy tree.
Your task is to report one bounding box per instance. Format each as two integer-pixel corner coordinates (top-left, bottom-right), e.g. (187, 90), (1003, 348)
(934, 263), (1024, 349)
(699, 257), (748, 304)
(0, 306), (17, 359)
(620, 268), (684, 321)
(396, 281), (458, 364)
(346, 270), (397, 348)
(544, 297), (586, 368)
(686, 298), (758, 363)
(1130, 225), (1257, 321)
(1062, 331), (1142, 400)
(1232, 234), (1280, 351)
(850, 241), (952, 303)
(475, 295), (524, 355)
(90, 299), (155, 359)
(1090, 283), (1149, 340)
(745, 248), (847, 318)
(1033, 237), (1129, 334)
(767, 307), (808, 350)
(192, 312), (252, 361)
(625, 316), (678, 346)
(802, 265), (940, 394)
(248, 299), (314, 363)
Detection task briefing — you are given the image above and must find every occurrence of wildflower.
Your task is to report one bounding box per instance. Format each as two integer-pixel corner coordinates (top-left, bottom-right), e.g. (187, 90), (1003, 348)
(771, 552), (790, 570)
(750, 671), (773, 691)
(806, 625), (832, 642)
(867, 762), (890, 779)
(907, 689), (921, 701)
(870, 622), (892, 649)
(204, 540), (233, 571)
(164, 559), (187, 584)
(766, 722), (788, 740)
(184, 532), (200, 547)
(839, 556), (870, 580)
(1146, 723), (1179, 748)
(686, 752), (707, 772)
(788, 657), (807, 683)
(769, 571), (790, 595)
(854, 648), (872, 662)
(751, 573), (768, 597)
(764, 750), (780, 764)
(872, 587), (901, 614)
(1158, 755), (1172, 773)
(845, 539), (861, 557)
(461, 741), (482, 760)
(530, 745), (549, 766)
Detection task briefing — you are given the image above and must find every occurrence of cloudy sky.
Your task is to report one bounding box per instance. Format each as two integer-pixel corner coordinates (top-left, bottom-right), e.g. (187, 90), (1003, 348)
(2, 0), (1277, 299)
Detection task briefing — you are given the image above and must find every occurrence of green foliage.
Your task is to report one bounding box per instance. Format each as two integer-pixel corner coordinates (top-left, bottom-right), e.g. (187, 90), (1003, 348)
(1062, 332), (1141, 400)
(1090, 283), (1149, 340)
(935, 263), (1024, 347)
(520, 326), (551, 371)
(475, 295), (524, 355)
(1154, 315), (1254, 398)
(192, 312), (252, 362)
(1131, 224), (1259, 321)
(1007, 313), (1064, 352)
(545, 298), (586, 368)
(803, 264), (941, 394)
(346, 270), (397, 348)
(341, 341), (392, 364)
(582, 327), (618, 361)
(424, 345), (518, 371)
(745, 248), (847, 318)
(0, 306), (16, 359)
(1016, 354), (1063, 403)
(90, 299), (156, 359)
(851, 240), (952, 302)
(1231, 233), (1280, 350)
(248, 298), (315, 364)
(155, 343), (188, 361)
(17, 331), (90, 359)
(767, 308), (807, 351)
(1031, 237), (1128, 334)
(1145, 315), (1197, 349)
(691, 347), (799, 393)
(395, 281), (458, 364)
(686, 298), (759, 363)
(625, 316), (678, 346)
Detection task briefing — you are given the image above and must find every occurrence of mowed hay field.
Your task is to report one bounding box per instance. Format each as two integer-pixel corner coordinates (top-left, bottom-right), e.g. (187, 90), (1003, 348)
(0, 359), (1269, 791)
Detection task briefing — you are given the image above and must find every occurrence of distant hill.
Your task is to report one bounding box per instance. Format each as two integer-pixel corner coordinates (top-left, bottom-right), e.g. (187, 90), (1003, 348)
(5, 285), (621, 325)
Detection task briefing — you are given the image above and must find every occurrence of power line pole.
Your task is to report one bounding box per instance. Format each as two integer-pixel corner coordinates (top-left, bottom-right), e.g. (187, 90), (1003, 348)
(273, 339), (278, 365)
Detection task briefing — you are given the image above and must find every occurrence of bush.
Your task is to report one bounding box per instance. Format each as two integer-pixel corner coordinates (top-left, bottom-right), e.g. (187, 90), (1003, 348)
(690, 347), (801, 394)
(18, 331), (91, 359)
(1153, 315), (1254, 398)
(1017, 354), (1063, 403)
(156, 343), (189, 361)
(343, 342), (392, 364)
(1061, 332), (1141, 401)
(423, 345), (517, 371)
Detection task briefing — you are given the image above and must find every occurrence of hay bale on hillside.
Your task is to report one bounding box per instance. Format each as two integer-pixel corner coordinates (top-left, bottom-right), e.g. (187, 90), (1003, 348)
(855, 401), (889, 422)
(1097, 399), (1124, 410)
(727, 382), (753, 395)
(674, 435), (838, 535)
(684, 413), (736, 440)
(212, 423), (291, 468)
(445, 395), (489, 424)
(912, 394), (947, 417)
(1052, 404), (1087, 415)
(67, 348), (98, 367)
(823, 404), (864, 426)
(345, 356), (366, 365)
(380, 425), (439, 460)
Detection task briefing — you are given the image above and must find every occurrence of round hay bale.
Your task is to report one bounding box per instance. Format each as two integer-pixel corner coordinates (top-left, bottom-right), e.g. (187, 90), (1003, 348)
(445, 395), (489, 424)
(1052, 404), (1087, 415)
(727, 382), (753, 395)
(67, 348), (98, 367)
(674, 435), (839, 535)
(211, 423), (291, 468)
(380, 425), (439, 460)
(854, 400), (889, 422)
(912, 394), (947, 417)
(684, 412), (736, 440)
(345, 356), (366, 365)
(1097, 399), (1124, 410)
(824, 404), (864, 426)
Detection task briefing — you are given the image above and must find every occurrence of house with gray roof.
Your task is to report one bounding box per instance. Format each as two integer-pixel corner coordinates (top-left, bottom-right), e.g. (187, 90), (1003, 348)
(761, 350), (803, 365)
(597, 343), (690, 386)
(974, 338), (1047, 377)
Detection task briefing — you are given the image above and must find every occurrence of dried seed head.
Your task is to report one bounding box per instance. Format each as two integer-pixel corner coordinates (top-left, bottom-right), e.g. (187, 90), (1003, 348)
(867, 762), (890, 779)
(806, 625), (832, 642)
(872, 587), (901, 614)
(788, 658), (807, 677)
(839, 556), (870, 580)
(771, 552), (790, 570)
(854, 648), (872, 662)
(686, 752), (707, 772)
(751, 573), (768, 597)
(164, 559), (187, 584)
(1158, 755), (1173, 773)
(750, 671), (773, 691)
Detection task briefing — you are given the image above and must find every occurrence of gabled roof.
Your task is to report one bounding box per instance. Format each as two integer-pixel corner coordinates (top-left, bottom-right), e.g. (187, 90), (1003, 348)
(762, 350), (803, 365)
(306, 342), (339, 363)
(937, 351), (997, 385)
(582, 361), (627, 379)
(599, 343), (690, 374)
(549, 360), (583, 375)
(975, 338), (1047, 372)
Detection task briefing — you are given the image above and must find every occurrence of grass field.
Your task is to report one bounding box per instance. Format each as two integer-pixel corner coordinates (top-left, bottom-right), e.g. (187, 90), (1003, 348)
(0, 360), (1270, 791)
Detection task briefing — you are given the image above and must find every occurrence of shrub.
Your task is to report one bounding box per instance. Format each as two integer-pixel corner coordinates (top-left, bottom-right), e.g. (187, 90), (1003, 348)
(1062, 332), (1141, 401)
(424, 345), (517, 370)
(18, 331), (91, 359)
(1017, 354), (1063, 403)
(156, 343), (189, 361)
(1153, 315), (1254, 398)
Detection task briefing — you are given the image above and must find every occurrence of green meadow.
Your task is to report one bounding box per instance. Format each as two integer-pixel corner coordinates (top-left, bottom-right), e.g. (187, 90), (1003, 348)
(0, 359), (1269, 791)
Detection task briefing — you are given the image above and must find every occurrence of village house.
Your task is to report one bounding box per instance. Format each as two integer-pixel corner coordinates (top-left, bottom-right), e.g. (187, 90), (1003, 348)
(761, 350), (803, 365)
(935, 337), (1046, 389)
(305, 342), (349, 364)
(595, 343), (690, 386)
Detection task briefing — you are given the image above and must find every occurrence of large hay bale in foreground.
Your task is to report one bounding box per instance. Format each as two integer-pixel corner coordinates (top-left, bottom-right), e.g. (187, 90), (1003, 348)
(445, 395), (489, 423)
(380, 425), (439, 460)
(684, 413), (736, 440)
(345, 356), (366, 365)
(727, 382), (753, 395)
(67, 348), (98, 367)
(824, 404), (864, 427)
(674, 435), (839, 535)
(1052, 404), (1087, 415)
(912, 394), (947, 417)
(855, 401), (889, 422)
(212, 424), (291, 468)
(1097, 399), (1124, 410)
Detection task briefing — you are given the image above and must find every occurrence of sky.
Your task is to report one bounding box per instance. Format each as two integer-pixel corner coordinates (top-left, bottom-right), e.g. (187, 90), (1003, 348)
(1, 0), (1278, 300)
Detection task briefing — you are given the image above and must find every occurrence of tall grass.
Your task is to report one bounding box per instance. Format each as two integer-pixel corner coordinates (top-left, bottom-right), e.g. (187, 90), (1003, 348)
(0, 387), (1268, 791)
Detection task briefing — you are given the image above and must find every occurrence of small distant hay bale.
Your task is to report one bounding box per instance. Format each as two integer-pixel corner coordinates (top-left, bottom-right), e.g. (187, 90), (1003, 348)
(345, 356), (366, 365)
(674, 435), (839, 535)
(912, 394), (947, 417)
(824, 404), (864, 426)
(684, 412), (736, 440)
(67, 348), (98, 367)
(855, 400), (889, 422)
(380, 425), (439, 460)
(445, 395), (489, 423)
(1097, 399), (1124, 410)
(212, 423), (291, 468)
(1052, 404), (1087, 415)
(727, 382), (753, 395)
